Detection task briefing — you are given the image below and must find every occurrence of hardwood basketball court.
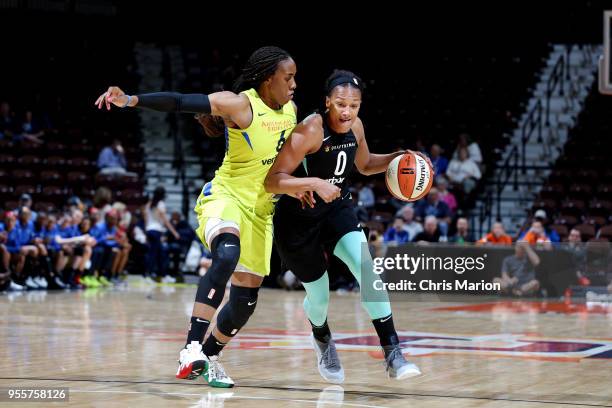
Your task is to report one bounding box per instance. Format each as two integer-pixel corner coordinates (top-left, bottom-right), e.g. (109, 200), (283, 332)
(1, 284), (610, 407)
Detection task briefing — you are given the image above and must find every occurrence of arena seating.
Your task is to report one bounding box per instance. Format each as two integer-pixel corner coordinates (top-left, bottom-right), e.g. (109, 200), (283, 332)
(533, 88), (612, 241)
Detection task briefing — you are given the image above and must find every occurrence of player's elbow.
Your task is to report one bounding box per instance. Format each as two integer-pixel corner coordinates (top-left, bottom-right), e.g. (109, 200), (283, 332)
(358, 164), (375, 176)
(264, 174), (278, 194)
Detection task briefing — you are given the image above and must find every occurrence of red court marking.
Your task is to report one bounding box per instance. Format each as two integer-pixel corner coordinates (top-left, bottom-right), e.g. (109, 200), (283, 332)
(429, 352), (583, 363)
(431, 301), (612, 315)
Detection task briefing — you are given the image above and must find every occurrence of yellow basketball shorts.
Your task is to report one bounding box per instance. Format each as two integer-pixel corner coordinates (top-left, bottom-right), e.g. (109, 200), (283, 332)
(195, 192), (273, 277)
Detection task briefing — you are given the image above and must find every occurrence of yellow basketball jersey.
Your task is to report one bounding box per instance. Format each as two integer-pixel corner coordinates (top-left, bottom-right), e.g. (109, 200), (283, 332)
(195, 88), (297, 217)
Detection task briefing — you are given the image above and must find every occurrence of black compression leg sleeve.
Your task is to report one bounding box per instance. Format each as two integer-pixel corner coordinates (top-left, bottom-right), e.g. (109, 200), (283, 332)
(215, 285), (260, 338)
(194, 233), (240, 308)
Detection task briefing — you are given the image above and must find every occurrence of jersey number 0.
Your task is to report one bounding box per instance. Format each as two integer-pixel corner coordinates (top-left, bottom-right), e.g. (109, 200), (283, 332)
(334, 151), (347, 176)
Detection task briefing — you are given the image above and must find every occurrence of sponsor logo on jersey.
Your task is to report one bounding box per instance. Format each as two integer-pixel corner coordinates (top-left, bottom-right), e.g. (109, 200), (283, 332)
(261, 119), (296, 133)
(261, 156), (277, 166)
(326, 176), (345, 185)
(329, 142), (356, 151)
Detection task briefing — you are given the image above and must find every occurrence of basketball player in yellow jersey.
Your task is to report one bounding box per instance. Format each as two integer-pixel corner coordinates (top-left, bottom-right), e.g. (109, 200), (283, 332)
(95, 46), (318, 387)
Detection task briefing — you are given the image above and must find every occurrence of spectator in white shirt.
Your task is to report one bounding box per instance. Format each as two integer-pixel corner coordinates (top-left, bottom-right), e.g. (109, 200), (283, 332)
(446, 147), (481, 193)
(452, 133), (482, 164)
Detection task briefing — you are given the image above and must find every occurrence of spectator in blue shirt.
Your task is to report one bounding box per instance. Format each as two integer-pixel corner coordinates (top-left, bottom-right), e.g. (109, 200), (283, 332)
(91, 213), (119, 248)
(414, 188), (451, 220)
(384, 217), (411, 244)
(358, 183), (375, 209)
(44, 215), (61, 253)
(430, 144), (448, 176)
(7, 208), (40, 288)
(90, 211), (130, 281)
(97, 139), (135, 177)
(32, 213), (47, 241)
(30, 212), (65, 288)
(0, 215), (12, 287)
(414, 188), (452, 237)
(14, 194), (37, 222)
(11, 208), (35, 252)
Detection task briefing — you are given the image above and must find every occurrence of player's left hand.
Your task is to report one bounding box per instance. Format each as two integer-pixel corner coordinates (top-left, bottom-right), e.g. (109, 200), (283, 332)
(403, 149), (435, 177)
(293, 191), (315, 209)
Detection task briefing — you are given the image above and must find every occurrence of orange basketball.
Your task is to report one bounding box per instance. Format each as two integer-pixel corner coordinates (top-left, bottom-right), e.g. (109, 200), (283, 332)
(385, 152), (434, 202)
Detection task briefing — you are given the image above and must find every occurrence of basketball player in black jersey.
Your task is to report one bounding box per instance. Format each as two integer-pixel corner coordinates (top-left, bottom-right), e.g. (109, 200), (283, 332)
(265, 70), (430, 382)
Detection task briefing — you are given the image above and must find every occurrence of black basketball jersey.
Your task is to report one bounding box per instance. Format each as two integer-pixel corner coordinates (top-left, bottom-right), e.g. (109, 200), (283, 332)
(276, 116), (358, 217)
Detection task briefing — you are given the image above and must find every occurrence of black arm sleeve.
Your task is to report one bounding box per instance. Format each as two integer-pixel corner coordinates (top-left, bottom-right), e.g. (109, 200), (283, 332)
(135, 92), (211, 114)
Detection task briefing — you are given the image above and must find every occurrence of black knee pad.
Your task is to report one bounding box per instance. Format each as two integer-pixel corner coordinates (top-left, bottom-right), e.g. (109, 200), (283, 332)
(195, 233), (240, 307)
(216, 285), (259, 337)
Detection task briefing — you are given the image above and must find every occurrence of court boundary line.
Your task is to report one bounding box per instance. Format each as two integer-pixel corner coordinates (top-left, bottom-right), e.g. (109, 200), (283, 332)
(0, 376), (610, 407)
(69, 389), (386, 408)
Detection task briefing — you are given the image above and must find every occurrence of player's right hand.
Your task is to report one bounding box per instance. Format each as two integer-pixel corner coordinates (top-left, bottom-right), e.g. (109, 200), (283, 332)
(94, 86), (128, 110)
(314, 179), (341, 203)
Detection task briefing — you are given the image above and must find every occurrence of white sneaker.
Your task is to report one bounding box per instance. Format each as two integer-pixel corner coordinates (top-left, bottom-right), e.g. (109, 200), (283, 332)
(162, 275), (176, 284)
(25, 277), (39, 289)
(384, 346), (421, 379)
(9, 281), (26, 291)
(202, 354), (234, 388)
(35, 277), (48, 289)
(176, 341), (207, 380)
(311, 335), (345, 384)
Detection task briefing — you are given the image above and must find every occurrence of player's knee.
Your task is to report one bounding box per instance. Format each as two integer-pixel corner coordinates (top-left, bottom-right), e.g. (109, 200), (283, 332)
(210, 233), (240, 278)
(217, 285), (259, 336)
(195, 234), (241, 307)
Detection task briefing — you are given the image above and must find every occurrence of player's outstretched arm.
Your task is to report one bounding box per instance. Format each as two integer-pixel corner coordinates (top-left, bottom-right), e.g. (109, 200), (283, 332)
(94, 86), (252, 129)
(353, 118), (434, 176)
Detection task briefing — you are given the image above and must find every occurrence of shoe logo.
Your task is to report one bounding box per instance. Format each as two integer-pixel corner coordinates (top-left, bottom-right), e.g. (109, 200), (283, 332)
(380, 316), (392, 323)
(323, 136), (332, 141)
(196, 318), (209, 323)
(215, 341), (225, 346)
(247, 301), (257, 306)
(224, 244), (237, 248)
(258, 112), (267, 117)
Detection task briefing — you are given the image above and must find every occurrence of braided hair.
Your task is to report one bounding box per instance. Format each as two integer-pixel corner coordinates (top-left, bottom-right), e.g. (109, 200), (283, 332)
(198, 46), (293, 137)
(233, 46), (292, 93)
